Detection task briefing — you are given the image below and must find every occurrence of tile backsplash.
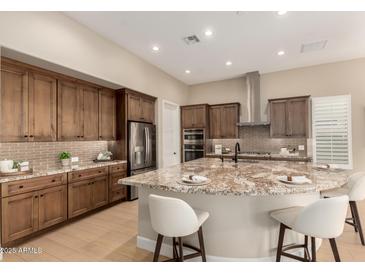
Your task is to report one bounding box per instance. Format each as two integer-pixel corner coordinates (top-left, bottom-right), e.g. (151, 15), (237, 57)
(0, 141), (116, 171)
(207, 126), (308, 156)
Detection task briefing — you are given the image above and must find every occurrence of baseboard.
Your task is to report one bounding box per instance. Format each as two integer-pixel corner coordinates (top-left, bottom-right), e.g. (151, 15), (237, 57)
(137, 235), (281, 262)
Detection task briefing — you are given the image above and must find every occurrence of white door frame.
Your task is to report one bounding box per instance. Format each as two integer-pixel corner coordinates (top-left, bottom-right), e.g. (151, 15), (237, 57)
(161, 99), (180, 168)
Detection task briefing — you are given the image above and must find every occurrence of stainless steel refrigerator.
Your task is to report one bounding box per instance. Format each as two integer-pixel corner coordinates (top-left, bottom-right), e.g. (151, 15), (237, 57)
(127, 121), (156, 200)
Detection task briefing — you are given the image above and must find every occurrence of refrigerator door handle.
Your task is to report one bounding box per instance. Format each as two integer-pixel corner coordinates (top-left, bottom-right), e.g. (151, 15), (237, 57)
(144, 127), (149, 164)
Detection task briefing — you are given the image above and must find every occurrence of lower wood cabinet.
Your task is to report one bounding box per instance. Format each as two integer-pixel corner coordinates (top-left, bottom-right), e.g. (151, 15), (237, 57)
(68, 176), (109, 218)
(109, 171), (127, 202)
(1, 185), (67, 245)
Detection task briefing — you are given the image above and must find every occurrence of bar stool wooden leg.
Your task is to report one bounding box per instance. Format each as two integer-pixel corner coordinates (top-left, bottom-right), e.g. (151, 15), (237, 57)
(276, 223), (286, 262)
(304, 235), (309, 261)
(178, 237), (184, 262)
(351, 201), (365, 245)
(153, 234), (164, 262)
(198, 226), (207, 262)
(172, 237), (178, 260)
(350, 202), (358, 232)
(329, 238), (341, 262)
(311, 237), (316, 262)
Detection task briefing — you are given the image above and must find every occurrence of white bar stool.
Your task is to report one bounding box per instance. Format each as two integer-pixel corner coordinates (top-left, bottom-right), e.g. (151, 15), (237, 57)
(149, 194), (209, 262)
(270, 195), (349, 262)
(322, 172), (365, 245)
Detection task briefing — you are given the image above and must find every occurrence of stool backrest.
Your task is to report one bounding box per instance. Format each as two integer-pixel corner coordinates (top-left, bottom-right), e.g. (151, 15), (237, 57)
(348, 172), (365, 201)
(294, 195), (349, 239)
(149, 194), (199, 237)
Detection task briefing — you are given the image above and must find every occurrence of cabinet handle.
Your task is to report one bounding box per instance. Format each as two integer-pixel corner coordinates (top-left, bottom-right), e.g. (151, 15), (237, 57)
(78, 174), (82, 177)
(18, 185), (24, 189)
(29, 135), (34, 138)
(34, 195), (38, 198)
(52, 179), (56, 182)
(40, 194), (44, 197)
(77, 136), (80, 138)
(24, 135), (28, 138)
(99, 136), (102, 138)
(81, 135), (84, 138)
(98, 171), (102, 173)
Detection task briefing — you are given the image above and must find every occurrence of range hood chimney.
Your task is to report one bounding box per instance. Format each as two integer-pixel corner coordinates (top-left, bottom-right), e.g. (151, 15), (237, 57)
(237, 71), (269, 126)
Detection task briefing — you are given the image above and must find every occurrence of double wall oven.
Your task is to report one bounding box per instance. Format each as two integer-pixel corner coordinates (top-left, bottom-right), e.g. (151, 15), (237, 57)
(183, 129), (205, 162)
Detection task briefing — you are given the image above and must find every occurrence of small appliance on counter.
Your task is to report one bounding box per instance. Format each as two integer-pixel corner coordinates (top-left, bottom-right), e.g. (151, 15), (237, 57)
(71, 157), (80, 169)
(222, 147), (231, 154)
(94, 151), (113, 162)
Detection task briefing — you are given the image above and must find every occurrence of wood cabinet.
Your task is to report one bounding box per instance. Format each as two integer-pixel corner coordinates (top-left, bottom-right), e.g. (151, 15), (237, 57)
(38, 185), (67, 230)
(1, 58), (118, 142)
(109, 163), (128, 203)
(29, 72), (57, 141)
(126, 90), (156, 123)
(81, 85), (99, 140)
(181, 104), (208, 129)
(99, 89), (116, 140)
(209, 103), (240, 139)
(1, 173), (67, 245)
(68, 179), (93, 218)
(269, 96), (309, 138)
(57, 80), (81, 141)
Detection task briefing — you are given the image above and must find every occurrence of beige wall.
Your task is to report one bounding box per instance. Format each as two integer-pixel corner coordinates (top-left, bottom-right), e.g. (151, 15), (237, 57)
(0, 11), (189, 166)
(188, 58), (365, 171)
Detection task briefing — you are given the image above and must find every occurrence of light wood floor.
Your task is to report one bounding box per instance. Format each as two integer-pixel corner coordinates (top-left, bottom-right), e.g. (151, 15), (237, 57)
(2, 200), (365, 262)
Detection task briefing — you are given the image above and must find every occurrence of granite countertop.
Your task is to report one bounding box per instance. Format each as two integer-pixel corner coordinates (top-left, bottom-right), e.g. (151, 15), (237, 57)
(120, 158), (349, 196)
(0, 160), (127, 184)
(205, 152), (311, 162)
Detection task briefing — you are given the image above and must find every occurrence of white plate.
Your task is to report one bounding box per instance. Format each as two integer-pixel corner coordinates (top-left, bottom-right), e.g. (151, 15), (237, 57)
(178, 175), (210, 186)
(277, 175), (312, 185)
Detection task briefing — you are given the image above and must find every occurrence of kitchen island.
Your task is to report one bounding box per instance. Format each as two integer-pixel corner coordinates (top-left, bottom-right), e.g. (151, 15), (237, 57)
(120, 158), (349, 261)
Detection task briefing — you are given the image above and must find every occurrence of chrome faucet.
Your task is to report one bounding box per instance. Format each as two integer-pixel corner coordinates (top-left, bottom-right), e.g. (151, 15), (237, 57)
(233, 142), (241, 163)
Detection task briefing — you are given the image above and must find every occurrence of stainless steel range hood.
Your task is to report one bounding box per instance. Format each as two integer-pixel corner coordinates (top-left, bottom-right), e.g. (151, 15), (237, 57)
(237, 71), (270, 126)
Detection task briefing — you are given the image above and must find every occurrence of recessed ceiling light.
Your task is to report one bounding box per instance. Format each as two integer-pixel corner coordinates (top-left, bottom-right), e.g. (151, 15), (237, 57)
(225, 61), (232, 66)
(152, 45), (160, 52)
(277, 11), (287, 16)
(204, 29), (213, 37)
(185, 70), (191, 74)
(277, 50), (285, 56)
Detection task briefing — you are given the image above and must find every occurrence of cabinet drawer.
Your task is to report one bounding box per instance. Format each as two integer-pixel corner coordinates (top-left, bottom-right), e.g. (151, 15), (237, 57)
(110, 172), (127, 190)
(110, 187), (127, 203)
(68, 167), (108, 183)
(109, 163), (127, 174)
(1, 174), (66, 198)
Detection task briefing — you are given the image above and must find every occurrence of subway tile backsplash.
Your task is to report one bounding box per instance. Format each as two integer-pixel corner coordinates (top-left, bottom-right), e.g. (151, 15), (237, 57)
(0, 141), (116, 171)
(207, 126), (308, 156)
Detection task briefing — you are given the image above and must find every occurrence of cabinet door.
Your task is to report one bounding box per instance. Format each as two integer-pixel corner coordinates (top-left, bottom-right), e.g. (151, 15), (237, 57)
(209, 106), (222, 138)
(1, 192), (38, 244)
(57, 80), (81, 141)
(38, 185), (67, 230)
(287, 98), (308, 138)
(221, 105), (239, 138)
(141, 97), (155, 123)
(80, 85), (99, 140)
(92, 176), (109, 209)
(181, 107), (195, 128)
(128, 94), (142, 121)
(270, 100), (287, 138)
(193, 106), (207, 128)
(99, 89), (116, 140)
(0, 63), (29, 142)
(68, 180), (92, 218)
(28, 72), (57, 141)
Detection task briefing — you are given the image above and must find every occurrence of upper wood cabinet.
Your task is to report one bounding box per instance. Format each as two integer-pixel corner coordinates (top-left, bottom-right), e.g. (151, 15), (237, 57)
(126, 90), (156, 123)
(209, 103), (240, 139)
(28, 72), (57, 141)
(181, 104), (208, 129)
(57, 80), (81, 141)
(0, 62), (29, 142)
(80, 85), (99, 141)
(99, 89), (116, 140)
(269, 96), (310, 138)
(1, 58), (117, 142)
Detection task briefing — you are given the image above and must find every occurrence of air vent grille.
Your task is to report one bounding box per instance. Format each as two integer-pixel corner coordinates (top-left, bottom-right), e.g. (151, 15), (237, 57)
(183, 35), (200, 45)
(301, 40), (327, 53)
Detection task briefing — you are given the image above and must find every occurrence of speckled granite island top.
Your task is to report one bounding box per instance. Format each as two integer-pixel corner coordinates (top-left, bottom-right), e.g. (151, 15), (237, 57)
(120, 158), (350, 196)
(0, 160), (127, 184)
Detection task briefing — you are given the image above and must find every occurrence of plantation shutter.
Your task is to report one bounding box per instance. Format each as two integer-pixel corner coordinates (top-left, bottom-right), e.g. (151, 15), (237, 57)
(312, 95), (352, 169)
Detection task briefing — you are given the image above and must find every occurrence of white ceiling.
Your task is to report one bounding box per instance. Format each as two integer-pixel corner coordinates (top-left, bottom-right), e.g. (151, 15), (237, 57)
(65, 11), (365, 85)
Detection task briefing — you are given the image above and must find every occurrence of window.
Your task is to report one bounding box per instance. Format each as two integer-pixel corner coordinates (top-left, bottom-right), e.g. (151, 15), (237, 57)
(312, 95), (352, 169)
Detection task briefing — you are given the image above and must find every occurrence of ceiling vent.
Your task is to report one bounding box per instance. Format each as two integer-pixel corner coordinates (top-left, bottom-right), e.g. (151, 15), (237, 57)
(183, 35), (200, 45)
(301, 40), (327, 53)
